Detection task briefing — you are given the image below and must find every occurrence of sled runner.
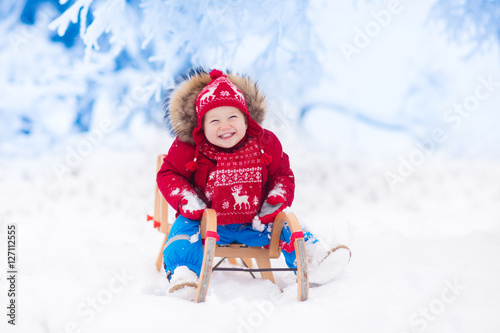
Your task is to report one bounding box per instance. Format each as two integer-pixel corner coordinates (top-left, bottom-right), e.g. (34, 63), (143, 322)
(148, 154), (309, 302)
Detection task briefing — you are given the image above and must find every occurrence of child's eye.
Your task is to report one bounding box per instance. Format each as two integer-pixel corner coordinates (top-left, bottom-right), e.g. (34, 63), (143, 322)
(210, 119), (219, 124)
(229, 115), (237, 120)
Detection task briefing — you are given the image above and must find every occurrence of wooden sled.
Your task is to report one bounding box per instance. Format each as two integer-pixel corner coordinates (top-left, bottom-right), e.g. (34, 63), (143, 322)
(148, 154), (309, 302)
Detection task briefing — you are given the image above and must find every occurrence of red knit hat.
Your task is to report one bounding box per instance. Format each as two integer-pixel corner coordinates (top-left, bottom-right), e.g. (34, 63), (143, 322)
(187, 69), (272, 171)
(196, 69), (247, 123)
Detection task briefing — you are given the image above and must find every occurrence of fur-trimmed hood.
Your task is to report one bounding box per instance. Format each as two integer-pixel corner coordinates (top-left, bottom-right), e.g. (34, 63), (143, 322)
(164, 68), (267, 144)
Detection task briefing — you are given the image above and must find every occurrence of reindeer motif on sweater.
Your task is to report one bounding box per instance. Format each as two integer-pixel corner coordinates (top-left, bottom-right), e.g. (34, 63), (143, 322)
(231, 185), (250, 210)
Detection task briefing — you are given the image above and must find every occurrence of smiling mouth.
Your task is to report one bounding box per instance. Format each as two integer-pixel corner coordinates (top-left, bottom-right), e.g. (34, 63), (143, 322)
(219, 132), (235, 139)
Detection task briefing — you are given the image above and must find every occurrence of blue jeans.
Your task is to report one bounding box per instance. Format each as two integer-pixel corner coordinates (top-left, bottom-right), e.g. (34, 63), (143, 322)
(163, 215), (316, 279)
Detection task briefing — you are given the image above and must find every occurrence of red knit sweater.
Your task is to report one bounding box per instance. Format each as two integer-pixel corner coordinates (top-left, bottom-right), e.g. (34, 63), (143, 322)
(157, 129), (294, 225)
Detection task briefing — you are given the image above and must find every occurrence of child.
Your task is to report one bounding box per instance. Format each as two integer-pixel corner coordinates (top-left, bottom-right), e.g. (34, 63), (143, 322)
(157, 68), (350, 297)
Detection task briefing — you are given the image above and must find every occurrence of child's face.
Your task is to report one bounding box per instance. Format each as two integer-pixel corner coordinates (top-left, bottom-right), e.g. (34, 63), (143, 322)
(203, 106), (248, 148)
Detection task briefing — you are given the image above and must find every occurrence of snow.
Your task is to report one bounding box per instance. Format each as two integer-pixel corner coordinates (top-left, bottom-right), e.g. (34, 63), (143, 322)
(169, 266), (198, 292)
(252, 216), (265, 232)
(1, 0), (500, 332)
(181, 190), (207, 212)
(267, 183), (286, 199)
(189, 232), (200, 244)
(1, 126), (499, 333)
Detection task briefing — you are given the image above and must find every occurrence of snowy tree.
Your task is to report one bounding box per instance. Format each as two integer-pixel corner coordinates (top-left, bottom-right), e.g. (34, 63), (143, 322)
(0, 0), (324, 155)
(430, 0), (500, 55)
(50, 0), (323, 123)
(2, 0), (500, 158)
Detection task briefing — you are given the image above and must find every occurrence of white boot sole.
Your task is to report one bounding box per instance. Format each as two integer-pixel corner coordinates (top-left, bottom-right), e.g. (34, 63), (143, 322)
(169, 282), (198, 301)
(309, 245), (351, 286)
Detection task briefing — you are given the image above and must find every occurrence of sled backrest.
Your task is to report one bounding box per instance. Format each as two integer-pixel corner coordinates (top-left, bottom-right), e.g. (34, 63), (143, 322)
(148, 154), (171, 272)
(153, 154), (170, 234)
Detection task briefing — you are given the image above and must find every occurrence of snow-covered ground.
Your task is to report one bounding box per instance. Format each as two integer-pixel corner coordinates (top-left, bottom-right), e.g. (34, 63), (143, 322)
(1, 126), (499, 333)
